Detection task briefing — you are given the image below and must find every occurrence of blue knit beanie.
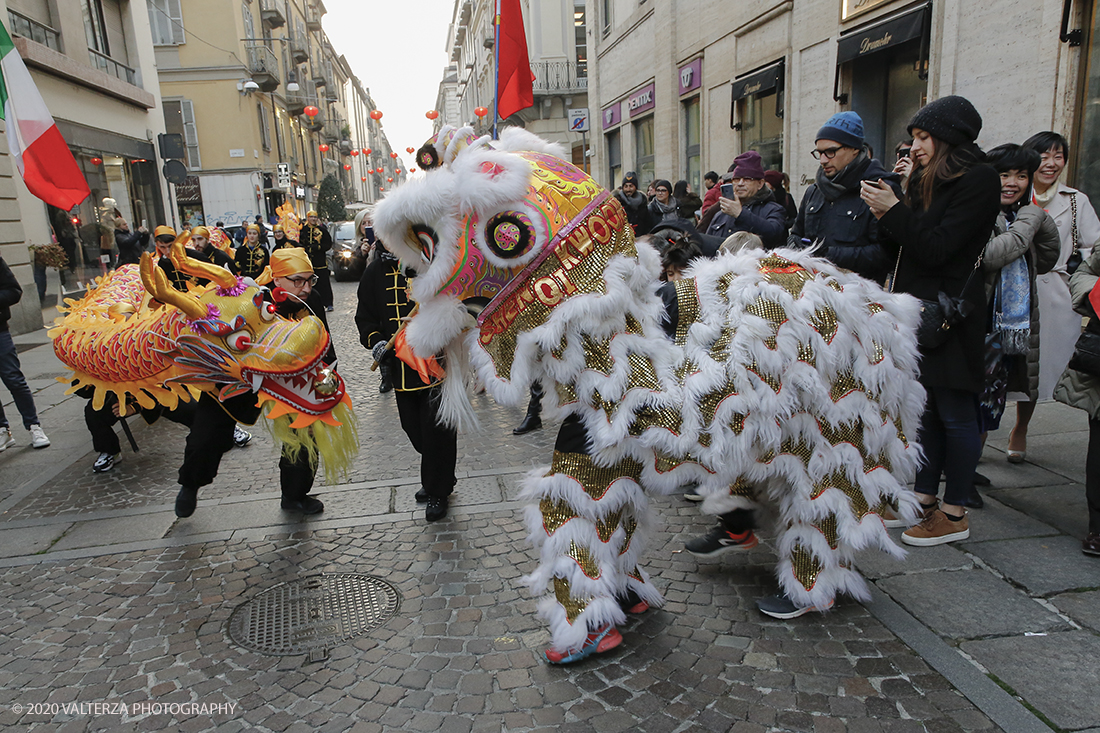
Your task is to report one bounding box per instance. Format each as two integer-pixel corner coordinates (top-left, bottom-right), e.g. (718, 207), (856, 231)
(816, 112), (865, 149)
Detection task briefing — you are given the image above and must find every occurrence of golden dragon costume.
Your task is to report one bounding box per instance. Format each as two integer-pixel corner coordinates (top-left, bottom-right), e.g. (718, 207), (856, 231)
(51, 242), (356, 482)
(373, 126), (925, 662)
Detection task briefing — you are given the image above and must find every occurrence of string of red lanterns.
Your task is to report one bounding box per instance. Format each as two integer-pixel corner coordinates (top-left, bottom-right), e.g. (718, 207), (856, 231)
(304, 105), (319, 117)
(350, 149), (359, 156)
(318, 143), (329, 152)
(474, 106), (489, 118)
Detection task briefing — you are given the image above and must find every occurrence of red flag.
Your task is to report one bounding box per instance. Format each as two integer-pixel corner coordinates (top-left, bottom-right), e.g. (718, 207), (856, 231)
(497, 0), (534, 120)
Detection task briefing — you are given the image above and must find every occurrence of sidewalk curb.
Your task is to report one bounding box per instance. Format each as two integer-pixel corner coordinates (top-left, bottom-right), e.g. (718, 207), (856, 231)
(862, 584), (1052, 733)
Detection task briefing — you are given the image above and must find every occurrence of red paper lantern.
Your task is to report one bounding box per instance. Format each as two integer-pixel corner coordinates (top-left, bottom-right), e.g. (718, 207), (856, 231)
(410, 167), (417, 173)
(390, 152), (398, 159)
(361, 176), (367, 181)
(304, 105), (320, 117)
(90, 157), (103, 165)
(376, 167), (384, 173)
(406, 147), (415, 154)
(387, 177), (393, 183)
(380, 186), (385, 191)
(318, 143), (329, 152)
(350, 149), (359, 156)
(369, 110), (383, 120)
(474, 106), (489, 118)
(395, 169), (401, 174)
(344, 164), (352, 170)
(364, 148), (371, 155)
(426, 110), (439, 120)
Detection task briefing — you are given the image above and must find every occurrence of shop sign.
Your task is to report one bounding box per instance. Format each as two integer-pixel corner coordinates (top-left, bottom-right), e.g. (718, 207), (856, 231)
(602, 103), (621, 130)
(679, 58), (702, 96)
(842, 0), (893, 22)
(176, 175), (202, 204)
(628, 83), (655, 117)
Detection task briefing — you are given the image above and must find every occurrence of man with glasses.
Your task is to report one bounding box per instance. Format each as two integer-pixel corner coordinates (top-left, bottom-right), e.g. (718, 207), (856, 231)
(703, 151), (788, 247)
(788, 112), (901, 283)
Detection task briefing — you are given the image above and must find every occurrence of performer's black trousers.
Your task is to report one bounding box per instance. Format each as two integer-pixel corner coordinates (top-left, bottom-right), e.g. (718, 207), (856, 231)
(314, 267), (333, 309)
(85, 395), (196, 455)
(394, 386), (457, 498)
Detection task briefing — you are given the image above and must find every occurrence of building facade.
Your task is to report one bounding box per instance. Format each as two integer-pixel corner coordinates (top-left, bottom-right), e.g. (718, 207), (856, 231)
(587, 0), (1098, 210)
(1, 0), (173, 333)
(151, 0), (395, 228)
(436, 0), (591, 169)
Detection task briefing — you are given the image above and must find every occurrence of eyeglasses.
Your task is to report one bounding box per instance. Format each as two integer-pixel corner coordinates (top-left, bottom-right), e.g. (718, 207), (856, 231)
(286, 275), (319, 286)
(655, 188), (670, 193)
(811, 146), (847, 160)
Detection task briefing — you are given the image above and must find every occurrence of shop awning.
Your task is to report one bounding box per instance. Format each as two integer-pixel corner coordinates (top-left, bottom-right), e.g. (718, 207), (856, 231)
(837, 4), (929, 65)
(731, 60), (785, 101)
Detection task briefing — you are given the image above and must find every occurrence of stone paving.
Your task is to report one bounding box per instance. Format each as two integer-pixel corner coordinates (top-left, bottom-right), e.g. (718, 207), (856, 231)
(0, 279), (1095, 732)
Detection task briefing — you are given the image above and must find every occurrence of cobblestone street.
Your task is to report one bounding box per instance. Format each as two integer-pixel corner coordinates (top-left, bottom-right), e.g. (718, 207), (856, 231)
(0, 280), (1093, 732)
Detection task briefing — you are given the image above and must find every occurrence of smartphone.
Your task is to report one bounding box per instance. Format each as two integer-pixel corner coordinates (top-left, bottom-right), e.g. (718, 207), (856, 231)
(720, 183), (735, 199)
(896, 148), (912, 160)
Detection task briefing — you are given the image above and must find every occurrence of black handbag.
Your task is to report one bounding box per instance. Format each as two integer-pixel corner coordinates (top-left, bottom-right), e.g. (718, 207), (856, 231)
(891, 248), (983, 350)
(1069, 321), (1100, 377)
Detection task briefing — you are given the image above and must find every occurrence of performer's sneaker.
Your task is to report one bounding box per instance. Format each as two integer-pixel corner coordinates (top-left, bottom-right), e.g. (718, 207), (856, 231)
(682, 485), (704, 502)
(29, 424), (50, 449)
(902, 509), (969, 546)
(0, 426), (15, 452)
(685, 526), (758, 556)
(544, 625), (622, 664)
(281, 497), (325, 515)
(756, 592), (834, 619)
(175, 486), (199, 518)
(233, 426), (252, 448)
(93, 452), (121, 473)
(618, 588), (649, 614)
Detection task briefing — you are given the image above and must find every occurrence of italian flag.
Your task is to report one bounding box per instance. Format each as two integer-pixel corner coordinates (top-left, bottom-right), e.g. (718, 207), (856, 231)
(0, 21), (89, 210)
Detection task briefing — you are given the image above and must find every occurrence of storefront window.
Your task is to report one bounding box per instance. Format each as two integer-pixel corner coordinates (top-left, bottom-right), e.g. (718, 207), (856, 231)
(634, 116), (654, 187)
(606, 129), (621, 188)
(740, 91), (783, 173)
(684, 97), (701, 193)
(849, 39), (926, 162)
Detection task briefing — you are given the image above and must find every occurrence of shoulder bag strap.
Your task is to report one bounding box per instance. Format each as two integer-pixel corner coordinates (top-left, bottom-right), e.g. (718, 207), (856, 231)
(1071, 192), (1080, 257)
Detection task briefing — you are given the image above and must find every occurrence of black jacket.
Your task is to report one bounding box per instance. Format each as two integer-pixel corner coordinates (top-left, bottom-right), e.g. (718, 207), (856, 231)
(354, 252), (436, 392)
(614, 189), (653, 236)
(704, 187), (788, 247)
(878, 162), (1002, 393)
(272, 236), (299, 250)
(788, 156), (901, 282)
(157, 247), (237, 292)
(0, 256), (22, 332)
(115, 229), (149, 266)
(299, 224), (332, 271)
(234, 243), (270, 280)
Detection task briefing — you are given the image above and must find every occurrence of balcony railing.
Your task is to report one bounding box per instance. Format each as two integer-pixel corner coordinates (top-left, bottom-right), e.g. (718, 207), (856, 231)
(306, 6), (324, 31)
(288, 33), (308, 63)
(322, 114), (345, 143)
(245, 44), (280, 91)
(259, 0), (286, 28)
(531, 61), (587, 95)
(287, 81), (317, 116)
(89, 48), (137, 86)
(7, 10), (60, 52)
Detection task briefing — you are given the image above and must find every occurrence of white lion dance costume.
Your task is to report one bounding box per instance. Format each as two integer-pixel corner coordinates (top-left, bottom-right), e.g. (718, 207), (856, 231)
(374, 126), (925, 662)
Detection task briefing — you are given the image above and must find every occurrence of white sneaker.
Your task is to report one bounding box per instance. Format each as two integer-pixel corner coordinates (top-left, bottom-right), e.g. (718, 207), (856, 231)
(0, 426), (14, 451)
(92, 452), (121, 472)
(28, 424), (50, 449)
(233, 425), (252, 448)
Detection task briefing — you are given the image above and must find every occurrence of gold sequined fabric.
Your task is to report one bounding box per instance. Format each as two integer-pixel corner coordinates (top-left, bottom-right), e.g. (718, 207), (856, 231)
(595, 509), (623, 542)
(620, 516), (638, 555)
(540, 497), (578, 535)
(810, 470), (871, 518)
(568, 541), (602, 579)
(791, 543), (822, 591)
(673, 278), (699, 346)
(745, 297), (788, 349)
(553, 577), (588, 624)
(760, 256), (813, 297)
(810, 307), (839, 343)
(549, 451), (642, 500)
(814, 514), (839, 549)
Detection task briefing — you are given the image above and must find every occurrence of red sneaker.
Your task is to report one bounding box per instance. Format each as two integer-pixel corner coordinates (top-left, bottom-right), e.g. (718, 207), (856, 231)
(623, 600), (649, 614)
(544, 625), (622, 664)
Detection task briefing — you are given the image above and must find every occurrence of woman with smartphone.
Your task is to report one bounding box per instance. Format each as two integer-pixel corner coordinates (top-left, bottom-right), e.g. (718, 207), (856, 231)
(860, 95), (1001, 547)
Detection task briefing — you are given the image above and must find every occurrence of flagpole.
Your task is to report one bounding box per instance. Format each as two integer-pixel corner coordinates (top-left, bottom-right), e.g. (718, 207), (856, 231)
(492, 0), (501, 140)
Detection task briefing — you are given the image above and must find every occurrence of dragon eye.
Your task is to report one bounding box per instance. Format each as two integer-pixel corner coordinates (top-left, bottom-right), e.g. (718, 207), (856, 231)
(411, 223), (438, 263)
(227, 330), (252, 351)
(260, 302), (277, 321)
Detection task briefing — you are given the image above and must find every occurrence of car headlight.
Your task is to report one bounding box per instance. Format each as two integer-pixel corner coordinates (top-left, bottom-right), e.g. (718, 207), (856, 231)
(340, 250), (352, 258)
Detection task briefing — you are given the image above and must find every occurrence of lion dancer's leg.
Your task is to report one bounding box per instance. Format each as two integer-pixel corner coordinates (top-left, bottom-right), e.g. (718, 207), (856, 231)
(520, 414), (663, 664)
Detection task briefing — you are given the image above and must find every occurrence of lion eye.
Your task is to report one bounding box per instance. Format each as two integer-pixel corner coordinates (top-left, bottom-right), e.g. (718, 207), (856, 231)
(411, 223), (438, 263)
(259, 302), (277, 321)
(227, 330), (252, 351)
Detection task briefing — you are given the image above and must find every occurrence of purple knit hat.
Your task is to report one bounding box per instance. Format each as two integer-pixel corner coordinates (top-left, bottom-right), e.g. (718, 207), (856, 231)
(732, 151), (766, 180)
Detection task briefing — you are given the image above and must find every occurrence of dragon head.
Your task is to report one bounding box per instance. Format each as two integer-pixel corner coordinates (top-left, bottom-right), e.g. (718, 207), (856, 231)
(139, 243), (349, 428)
(374, 126), (636, 416)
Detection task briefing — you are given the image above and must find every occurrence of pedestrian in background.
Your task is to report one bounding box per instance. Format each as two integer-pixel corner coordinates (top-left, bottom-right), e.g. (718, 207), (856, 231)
(705, 151), (787, 247)
(1006, 132), (1100, 463)
(114, 217), (149, 267)
(614, 172), (653, 236)
(862, 95), (1001, 547)
(648, 180), (678, 225)
(0, 255), (50, 451)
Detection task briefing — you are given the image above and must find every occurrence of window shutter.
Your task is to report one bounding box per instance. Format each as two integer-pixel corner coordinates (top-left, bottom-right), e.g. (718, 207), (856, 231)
(181, 99), (201, 169)
(168, 0), (184, 44)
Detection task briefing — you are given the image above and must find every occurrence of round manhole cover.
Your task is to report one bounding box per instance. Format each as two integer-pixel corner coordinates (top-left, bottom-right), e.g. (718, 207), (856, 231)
(227, 573), (400, 656)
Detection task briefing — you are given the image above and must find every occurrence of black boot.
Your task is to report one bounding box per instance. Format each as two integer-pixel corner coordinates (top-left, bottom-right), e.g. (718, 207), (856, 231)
(513, 382), (543, 435)
(379, 362), (393, 394)
(966, 485), (984, 509)
(175, 486), (199, 518)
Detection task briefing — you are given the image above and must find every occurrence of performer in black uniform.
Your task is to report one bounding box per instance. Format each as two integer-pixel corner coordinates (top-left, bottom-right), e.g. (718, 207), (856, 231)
(271, 223), (298, 250)
(299, 210), (333, 311)
(355, 241), (457, 522)
(234, 223), (270, 279)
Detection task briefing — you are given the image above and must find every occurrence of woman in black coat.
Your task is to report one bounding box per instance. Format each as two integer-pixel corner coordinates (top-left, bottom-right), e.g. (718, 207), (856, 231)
(861, 95), (1001, 547)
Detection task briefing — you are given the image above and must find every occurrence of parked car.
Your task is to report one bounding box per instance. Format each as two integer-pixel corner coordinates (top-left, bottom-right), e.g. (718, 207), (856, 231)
(328, 220), (366, 281)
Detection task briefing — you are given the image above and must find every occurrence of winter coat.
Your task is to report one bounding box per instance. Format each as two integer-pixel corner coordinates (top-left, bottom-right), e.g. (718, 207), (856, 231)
(787, 155), (901, 283)
(981, 206), (1060, 400)
(1035, 183), (1100, 400)
(648, 198), (679, 226)
(114, 229), (149, 267)
(704, 187), (788, 248)
(878, 162), (1002, 393)
(614, 189), (653, 236)
(1054, 247), (1100, 418)
(0, 256), (22, 332)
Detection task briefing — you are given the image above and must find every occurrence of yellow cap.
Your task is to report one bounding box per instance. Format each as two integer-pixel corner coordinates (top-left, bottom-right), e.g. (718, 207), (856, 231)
(306, 210), (318, 217)
(270, 247), (313, 278)
(191, 225), (211, 240)
(246, 223), (260, 233)
(273, 223), (285, 233)
(153, 225), (176, 239)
